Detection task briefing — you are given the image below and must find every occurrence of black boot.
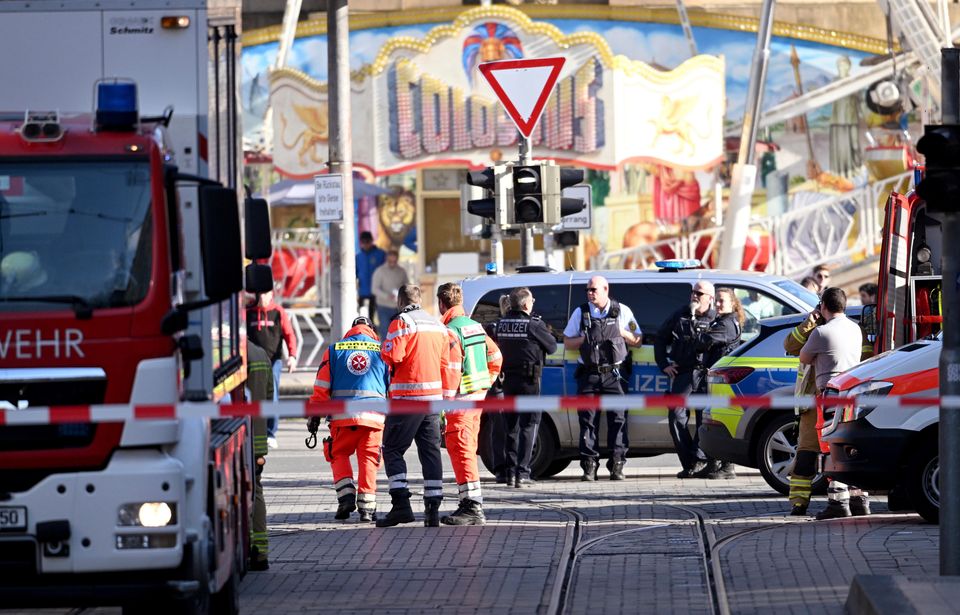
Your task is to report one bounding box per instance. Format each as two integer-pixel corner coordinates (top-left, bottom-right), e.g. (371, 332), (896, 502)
(815, 500), (852, 520)
(580, 458), (599, 482)
(677, 461), (706, 479)
(375, 488), (415, 527)
(607, 458), (625, 481)
(789, 502), (809, 517)
(440, 499), (486, 526)
(249, 546), (269, 571)
(850, 494), (871, 516)
(692, 459), (721, 479)
(358, 509), (377, 523)
(335, 493), (356, 520)
(424, 497), (441, 528)
(717, 461), (737, 479)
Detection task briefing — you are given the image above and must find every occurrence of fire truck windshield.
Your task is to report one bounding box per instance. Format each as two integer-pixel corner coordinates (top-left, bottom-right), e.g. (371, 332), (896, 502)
(0, 159), (153, 311)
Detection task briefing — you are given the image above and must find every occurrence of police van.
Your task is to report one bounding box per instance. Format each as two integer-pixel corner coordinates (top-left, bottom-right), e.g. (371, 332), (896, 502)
(460, 262), (819, 478)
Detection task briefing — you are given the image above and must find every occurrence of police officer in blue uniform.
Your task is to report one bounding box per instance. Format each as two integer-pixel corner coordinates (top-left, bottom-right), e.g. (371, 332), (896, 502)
(494, 287), (558, 486)
(563, 276), (641, 481)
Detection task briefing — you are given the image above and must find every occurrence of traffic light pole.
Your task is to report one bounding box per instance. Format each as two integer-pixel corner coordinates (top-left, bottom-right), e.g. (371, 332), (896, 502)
(940, 47), (960, 577)
(518, 135), (535, 267)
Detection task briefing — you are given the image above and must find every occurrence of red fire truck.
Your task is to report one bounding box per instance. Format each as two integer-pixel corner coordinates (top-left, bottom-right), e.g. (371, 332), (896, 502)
(0, 1), (271, 612)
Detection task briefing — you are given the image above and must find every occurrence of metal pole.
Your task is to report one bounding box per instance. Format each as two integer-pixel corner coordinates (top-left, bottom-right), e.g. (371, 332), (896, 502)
(718, 0), (775, 270)
(327, 0), (356, 342)
(518, 134), (534, 267)
(940, 46), (960, 577)
(491, 229), (504, 274)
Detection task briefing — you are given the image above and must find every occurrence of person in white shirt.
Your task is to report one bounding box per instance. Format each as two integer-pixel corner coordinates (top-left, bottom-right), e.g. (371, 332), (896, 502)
(563, 276), (641, 481)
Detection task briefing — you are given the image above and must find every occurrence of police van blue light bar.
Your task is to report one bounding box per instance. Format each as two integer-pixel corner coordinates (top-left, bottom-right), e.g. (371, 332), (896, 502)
(94, 79), (139, 132)
(654, 259), (702, 271)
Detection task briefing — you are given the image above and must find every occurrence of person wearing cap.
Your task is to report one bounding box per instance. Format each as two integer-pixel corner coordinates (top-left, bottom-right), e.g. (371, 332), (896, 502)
(309, 316), (389, 523)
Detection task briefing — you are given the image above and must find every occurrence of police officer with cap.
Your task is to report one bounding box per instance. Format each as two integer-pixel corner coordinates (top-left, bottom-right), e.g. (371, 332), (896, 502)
(495, 287), (558, 487)
(563, 276), (641, 481)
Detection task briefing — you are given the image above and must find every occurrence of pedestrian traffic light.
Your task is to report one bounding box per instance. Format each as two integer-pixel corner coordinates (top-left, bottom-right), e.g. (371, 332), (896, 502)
(512, 164), (545, 223)
(465, 167), (497, 219)
(916, 124), (960, 213)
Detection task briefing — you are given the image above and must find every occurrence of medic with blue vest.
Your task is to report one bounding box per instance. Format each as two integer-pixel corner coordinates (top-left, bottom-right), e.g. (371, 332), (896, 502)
(309, 316), (389, 523)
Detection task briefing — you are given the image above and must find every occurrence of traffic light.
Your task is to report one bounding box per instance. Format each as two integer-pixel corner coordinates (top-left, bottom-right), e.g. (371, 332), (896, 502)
(512, 164), (545, 223)
(558, 168), (586, 218)
(916, 124), (960, 213)
(465, 167), (497, 219)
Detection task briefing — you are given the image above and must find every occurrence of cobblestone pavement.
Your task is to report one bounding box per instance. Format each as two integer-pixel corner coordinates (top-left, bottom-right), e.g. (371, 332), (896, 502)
(6, 419), (940, 614)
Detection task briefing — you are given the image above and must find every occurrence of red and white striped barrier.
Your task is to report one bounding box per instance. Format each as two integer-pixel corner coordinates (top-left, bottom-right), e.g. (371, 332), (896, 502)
(0, 394), (951, 426)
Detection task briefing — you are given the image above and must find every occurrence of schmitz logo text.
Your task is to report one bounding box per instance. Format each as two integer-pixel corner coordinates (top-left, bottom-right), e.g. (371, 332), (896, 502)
(108, 16), (155, 35)
(0, 329), (84, 359)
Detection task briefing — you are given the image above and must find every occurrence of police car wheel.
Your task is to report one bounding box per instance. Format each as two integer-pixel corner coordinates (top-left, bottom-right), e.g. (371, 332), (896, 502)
(906, 432), (939, 524)
(530, 418), (558, 478)
(755, 412), (827, 496)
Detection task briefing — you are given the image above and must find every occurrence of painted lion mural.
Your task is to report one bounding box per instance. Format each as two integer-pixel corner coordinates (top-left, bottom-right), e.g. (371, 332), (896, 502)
(376, 189), (417, 252)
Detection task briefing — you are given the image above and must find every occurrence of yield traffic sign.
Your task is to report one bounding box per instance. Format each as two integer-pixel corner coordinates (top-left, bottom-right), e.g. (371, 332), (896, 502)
(478, 57), (566, 138)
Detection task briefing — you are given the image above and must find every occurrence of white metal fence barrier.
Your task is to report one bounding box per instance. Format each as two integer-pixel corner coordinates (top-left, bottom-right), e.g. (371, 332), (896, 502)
(594, 171), (914, 277)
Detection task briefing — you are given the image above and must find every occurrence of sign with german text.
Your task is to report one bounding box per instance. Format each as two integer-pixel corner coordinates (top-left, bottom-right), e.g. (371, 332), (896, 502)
(314, 174), (344, 222)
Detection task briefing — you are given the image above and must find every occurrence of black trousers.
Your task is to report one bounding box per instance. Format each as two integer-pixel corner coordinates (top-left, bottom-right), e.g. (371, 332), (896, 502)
(668, 369), (709, 471)
(503, 380), (541, 479)
(487, 391), (508, 477)
(382, 413), (443, 499)
(576, 371), (628, 460)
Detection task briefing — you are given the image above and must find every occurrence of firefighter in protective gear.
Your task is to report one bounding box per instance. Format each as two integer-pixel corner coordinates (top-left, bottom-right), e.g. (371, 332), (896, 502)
(494, 287), (557, 487)
(377, 284), (457, 528)
(785, 307), (823, 513)
(787, 288), (868, 518)
(246, 341), (273, 571)
(310, 316), (388, 523)
(437, 283), (502, 526)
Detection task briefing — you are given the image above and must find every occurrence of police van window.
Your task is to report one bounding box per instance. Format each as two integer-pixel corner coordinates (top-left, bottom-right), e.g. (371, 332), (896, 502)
(738, 327), (792, 359)
(472, 285), (570, 341)
(731, 287), (799, 342)
(607, 282), (691, 339)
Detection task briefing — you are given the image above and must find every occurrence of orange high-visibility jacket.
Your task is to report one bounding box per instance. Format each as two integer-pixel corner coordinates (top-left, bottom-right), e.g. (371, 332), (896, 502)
(381, 305), (457, 399)
(441, 305), (502, 398)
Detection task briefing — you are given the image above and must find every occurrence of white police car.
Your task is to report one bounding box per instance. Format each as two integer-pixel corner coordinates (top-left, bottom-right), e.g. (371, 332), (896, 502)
(461, 261), (819, 478)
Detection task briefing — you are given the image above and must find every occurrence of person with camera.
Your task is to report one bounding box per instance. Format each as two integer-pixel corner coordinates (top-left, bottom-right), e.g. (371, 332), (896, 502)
(495, 287), (558, 487)
(563, 276), (642, 482)
(655, 280), (718, 478)
(787, 287), (866, 519)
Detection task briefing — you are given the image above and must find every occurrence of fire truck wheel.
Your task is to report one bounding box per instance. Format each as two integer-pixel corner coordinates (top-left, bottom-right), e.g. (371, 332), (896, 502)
(211, 557), (241, 615)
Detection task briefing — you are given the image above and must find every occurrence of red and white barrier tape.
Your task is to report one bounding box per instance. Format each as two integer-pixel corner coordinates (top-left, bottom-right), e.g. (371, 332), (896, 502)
(0, 394), (950, 426)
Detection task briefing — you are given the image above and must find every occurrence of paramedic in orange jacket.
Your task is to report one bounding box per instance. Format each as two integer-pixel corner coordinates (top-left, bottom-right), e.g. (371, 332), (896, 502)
(437, 283), (502, 526)
(376, 284), (458, 528)
(309, 316), (388, 523)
